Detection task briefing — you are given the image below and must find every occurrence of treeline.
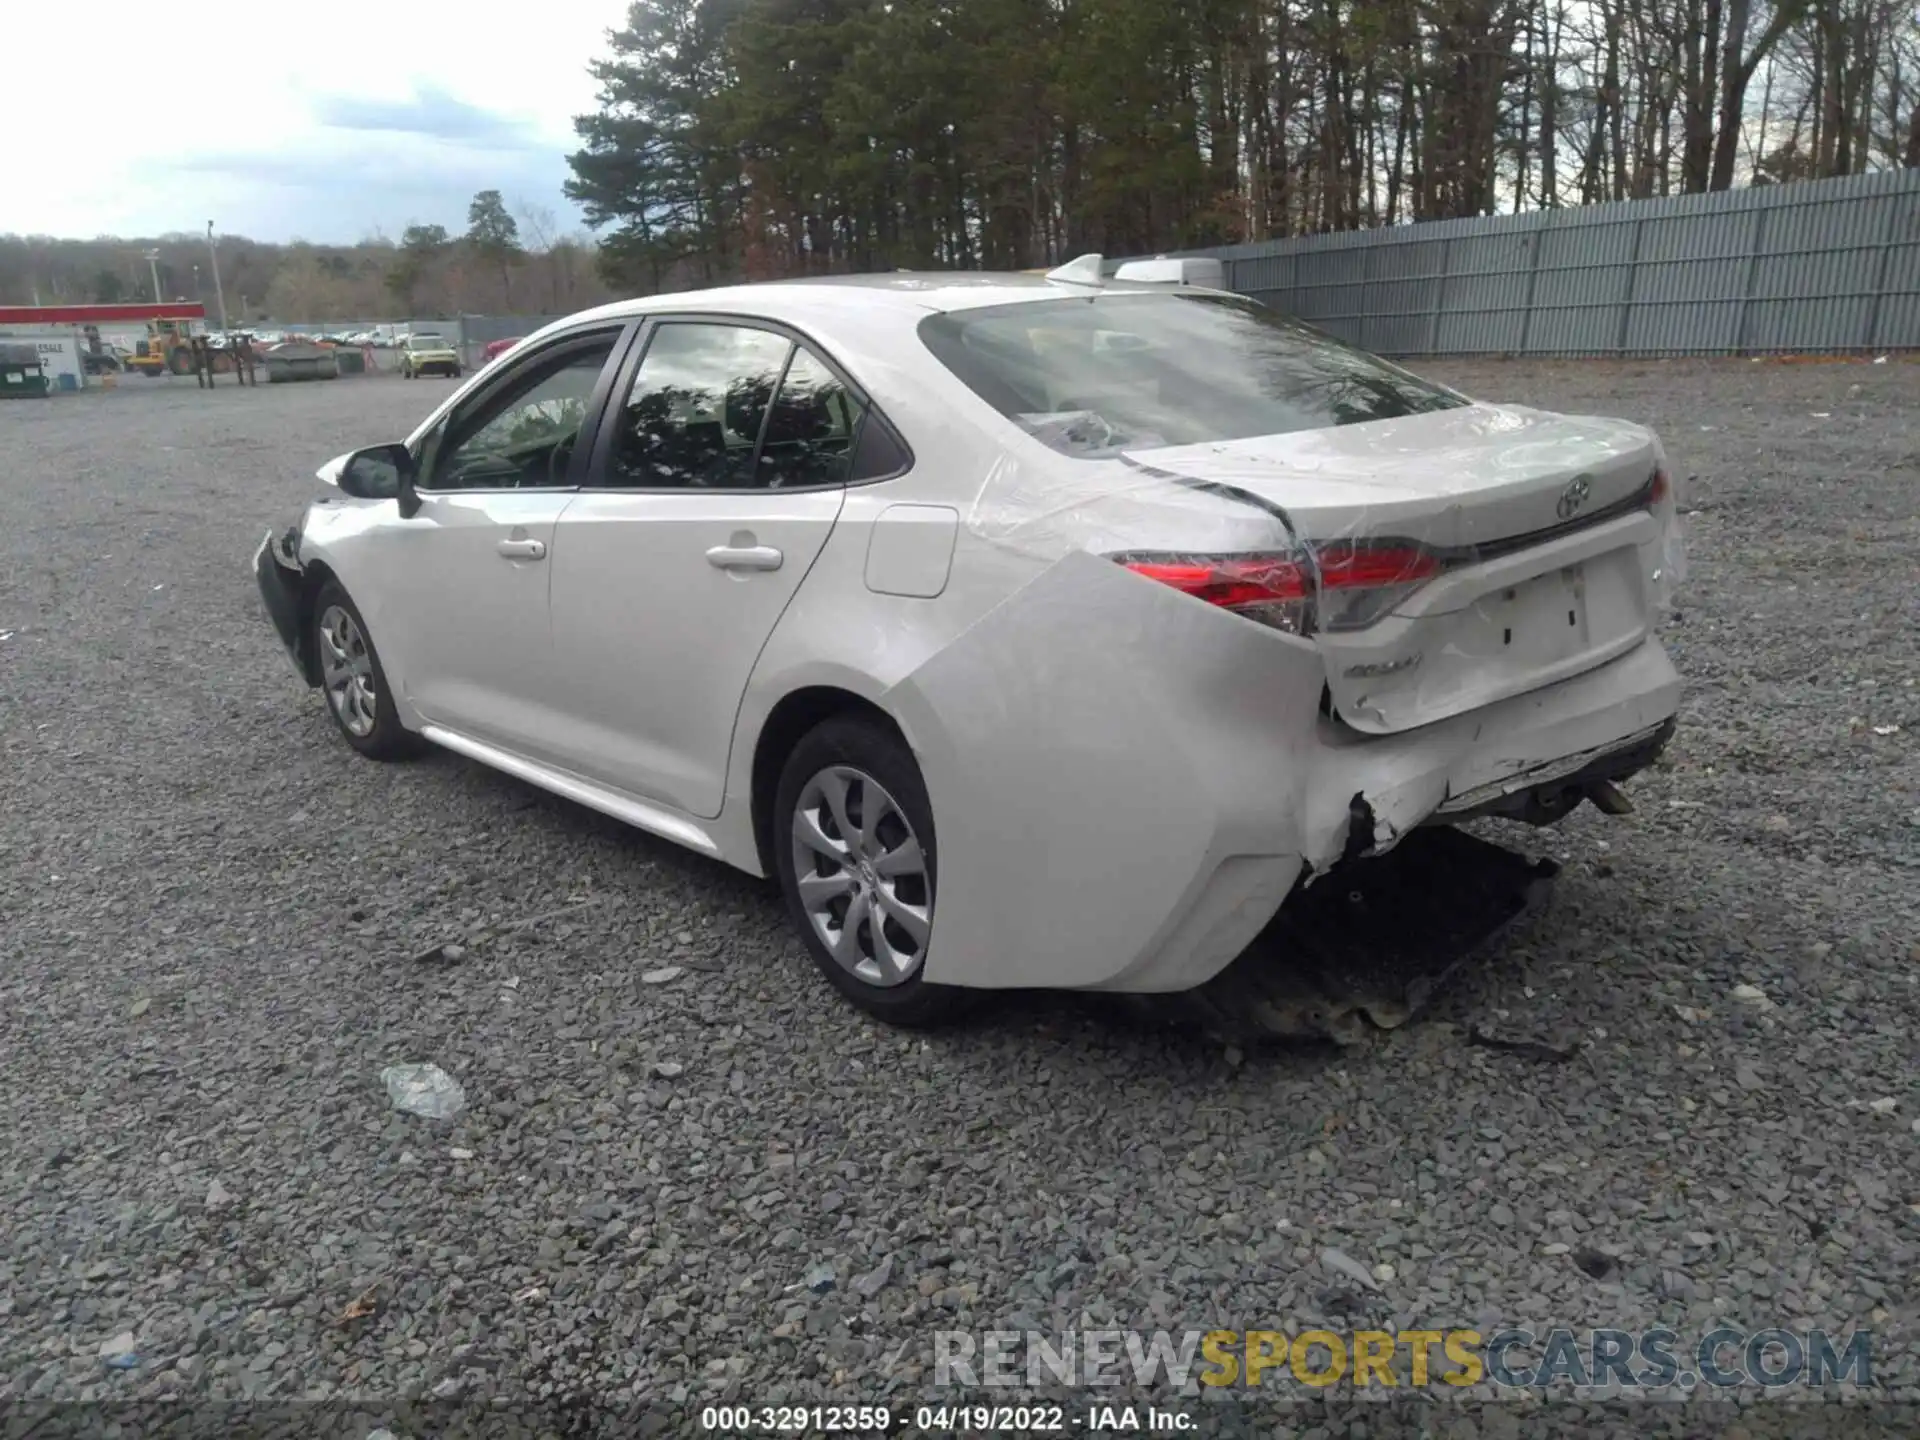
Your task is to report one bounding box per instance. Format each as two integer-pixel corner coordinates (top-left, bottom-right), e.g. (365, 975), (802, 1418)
(0, 192), (619, 319)
(566, 0), (1920, 289)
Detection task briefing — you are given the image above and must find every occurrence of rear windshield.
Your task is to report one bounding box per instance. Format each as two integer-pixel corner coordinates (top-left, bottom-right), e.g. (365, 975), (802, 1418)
(918, 292), (1466, 457)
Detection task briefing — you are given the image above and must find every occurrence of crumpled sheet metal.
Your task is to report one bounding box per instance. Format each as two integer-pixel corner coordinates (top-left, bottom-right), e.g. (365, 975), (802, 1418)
(887, 546), (1325, 993)
(962, 448), (1301, 567)
(959, 402), (1685, 739)
(963, 401), (1674, 562)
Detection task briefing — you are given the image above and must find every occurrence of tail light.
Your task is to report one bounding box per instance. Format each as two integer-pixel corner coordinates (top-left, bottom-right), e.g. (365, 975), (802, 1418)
(1114, 541), (1441, 636)
(1313, 542), (1441, 629)
(1650, 467), (1671, 506)
(1116, 554), (1314, 632)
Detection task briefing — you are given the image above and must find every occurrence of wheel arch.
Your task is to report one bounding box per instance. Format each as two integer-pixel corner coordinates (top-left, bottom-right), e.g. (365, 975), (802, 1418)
(289, 557), (343, 685)
(749, 685), (906, 878)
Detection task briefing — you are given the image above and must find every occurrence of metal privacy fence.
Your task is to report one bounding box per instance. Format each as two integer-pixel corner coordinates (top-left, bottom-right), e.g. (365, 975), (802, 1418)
(1184, 168), (1920, 358)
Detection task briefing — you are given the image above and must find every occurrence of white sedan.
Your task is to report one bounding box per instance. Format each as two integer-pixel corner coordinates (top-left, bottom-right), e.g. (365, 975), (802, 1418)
(253, 262), (1684, 1029)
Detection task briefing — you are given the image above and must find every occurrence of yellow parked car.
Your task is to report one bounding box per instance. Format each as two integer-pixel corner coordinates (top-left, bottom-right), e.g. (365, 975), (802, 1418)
(398, 332), (462, 379)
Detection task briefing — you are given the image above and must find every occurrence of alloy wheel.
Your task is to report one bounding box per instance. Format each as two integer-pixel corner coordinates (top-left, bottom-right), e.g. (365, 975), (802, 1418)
(317, 604), (378, 738)
(790, 765), (932, 987)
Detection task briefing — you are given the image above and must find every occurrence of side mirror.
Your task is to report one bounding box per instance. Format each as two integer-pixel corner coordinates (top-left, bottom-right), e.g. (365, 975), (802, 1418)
(338, 443), (414, 501)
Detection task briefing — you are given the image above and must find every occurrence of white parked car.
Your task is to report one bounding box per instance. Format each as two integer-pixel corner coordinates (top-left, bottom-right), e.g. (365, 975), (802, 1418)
(254, 264), (1684, 1029)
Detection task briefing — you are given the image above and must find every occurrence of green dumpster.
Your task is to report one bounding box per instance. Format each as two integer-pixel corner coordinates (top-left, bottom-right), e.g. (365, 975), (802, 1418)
(0, 343), (51, 399)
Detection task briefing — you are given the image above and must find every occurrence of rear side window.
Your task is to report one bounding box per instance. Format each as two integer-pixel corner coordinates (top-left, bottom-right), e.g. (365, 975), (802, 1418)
(756, 348), (866, 489)
(918, 292), (1466, 457)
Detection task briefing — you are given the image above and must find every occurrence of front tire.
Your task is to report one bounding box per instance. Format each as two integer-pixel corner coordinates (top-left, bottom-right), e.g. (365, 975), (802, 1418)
(310, 580), (417, 760)
(774, 716), (969, 1028)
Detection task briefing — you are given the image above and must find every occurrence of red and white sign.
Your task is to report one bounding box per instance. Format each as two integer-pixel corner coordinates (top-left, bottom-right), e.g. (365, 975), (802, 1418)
(0, 302), (207, 326)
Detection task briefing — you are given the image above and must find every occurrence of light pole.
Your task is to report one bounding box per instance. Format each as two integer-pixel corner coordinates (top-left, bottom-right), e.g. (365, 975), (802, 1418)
(207, 222), (230, 334)
(143, 249), (162, 303)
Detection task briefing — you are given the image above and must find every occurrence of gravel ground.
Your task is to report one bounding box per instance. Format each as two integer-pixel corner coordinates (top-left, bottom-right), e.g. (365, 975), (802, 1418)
(0, 362), (1915, 1436)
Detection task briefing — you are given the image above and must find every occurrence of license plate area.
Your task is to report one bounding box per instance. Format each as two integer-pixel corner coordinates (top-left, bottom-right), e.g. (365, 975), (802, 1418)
(1482, 564), (1589, 666)
(1319, 544), (1650, 734)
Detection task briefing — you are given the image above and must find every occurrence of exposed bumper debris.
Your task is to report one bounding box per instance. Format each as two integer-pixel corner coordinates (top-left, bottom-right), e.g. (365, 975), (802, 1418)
(1179, 827), (1559, 1045)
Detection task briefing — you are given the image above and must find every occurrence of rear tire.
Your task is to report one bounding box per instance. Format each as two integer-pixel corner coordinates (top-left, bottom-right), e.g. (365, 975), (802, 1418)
(309, 580), (418, 761)
(774, 716), (970, 1028)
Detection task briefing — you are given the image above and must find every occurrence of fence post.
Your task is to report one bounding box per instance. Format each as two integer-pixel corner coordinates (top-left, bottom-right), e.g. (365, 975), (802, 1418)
(1516, 217), (1547, 357)
(1614, 217), (1646, 355)
(1735, 201), (1771, 353)
(1428, 236), (1453, 355)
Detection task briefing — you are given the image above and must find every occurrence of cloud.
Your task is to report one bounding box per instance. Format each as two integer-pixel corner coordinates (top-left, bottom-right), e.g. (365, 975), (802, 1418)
(155, 140), (579, 242)
(311, 85), (537, 149)
(3, 0), (623, 241)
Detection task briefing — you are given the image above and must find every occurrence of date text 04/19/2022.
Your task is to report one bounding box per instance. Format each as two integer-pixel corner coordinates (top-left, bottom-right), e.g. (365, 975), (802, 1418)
(911, 1405), (1196, 1432)
(698, 1404), (1199, 1432)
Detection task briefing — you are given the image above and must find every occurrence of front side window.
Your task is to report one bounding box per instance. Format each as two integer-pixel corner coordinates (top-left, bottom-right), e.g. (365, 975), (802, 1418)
(603, 322), (871, 490)
(425, 333), (619, 491)
(918, 293), (1466, 458)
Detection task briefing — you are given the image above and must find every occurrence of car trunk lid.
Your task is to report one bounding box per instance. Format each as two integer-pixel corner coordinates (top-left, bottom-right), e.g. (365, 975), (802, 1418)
(1123, 403), (1668, 733)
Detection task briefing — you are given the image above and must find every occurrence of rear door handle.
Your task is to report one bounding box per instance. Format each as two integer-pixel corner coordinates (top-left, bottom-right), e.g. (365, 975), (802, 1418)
(705, 544), (783, 572)
(497, 538), (547, 560)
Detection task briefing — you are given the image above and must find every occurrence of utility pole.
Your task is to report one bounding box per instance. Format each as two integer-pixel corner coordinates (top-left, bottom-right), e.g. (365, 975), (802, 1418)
(144, 249), (162, 303)
(207, 222), (230, 333)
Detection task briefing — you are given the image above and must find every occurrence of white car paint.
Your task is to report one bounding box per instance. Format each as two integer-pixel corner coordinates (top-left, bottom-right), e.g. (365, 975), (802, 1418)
(270, 272), (1683, 1002)
(544, 485), (847, 816)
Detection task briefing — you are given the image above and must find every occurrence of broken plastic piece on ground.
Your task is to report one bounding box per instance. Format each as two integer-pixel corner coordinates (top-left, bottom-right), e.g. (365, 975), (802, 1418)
(336, 1283), (381, 1325)
(1572, 1245), (1619, 1281)
(1320, 1247), (1382, 1292)
(803, 1262), (837, 1294)
(380, 1063), (466, 1119)
(1468, 1025), (1576, 1063)
(1175, 827), (1559, 1045)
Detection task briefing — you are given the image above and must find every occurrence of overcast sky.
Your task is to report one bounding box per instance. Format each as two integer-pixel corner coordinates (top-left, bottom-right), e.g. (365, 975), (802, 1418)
(6, 2), (629, 244)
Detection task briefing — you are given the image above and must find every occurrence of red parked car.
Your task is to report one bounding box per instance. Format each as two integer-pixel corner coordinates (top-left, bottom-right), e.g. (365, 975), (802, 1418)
(481, 336), (525, 365)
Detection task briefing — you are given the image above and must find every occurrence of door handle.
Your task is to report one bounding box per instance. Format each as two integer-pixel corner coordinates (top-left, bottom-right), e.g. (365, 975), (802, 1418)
(705, 544), (783, 572)
(497, 538), (547, 561)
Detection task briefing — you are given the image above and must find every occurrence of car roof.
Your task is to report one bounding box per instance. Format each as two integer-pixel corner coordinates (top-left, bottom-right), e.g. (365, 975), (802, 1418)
(559, 271), (1200, 328)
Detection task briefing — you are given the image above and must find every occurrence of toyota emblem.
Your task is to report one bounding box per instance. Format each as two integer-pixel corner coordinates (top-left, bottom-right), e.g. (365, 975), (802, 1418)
(1556, 476), (1592, 520)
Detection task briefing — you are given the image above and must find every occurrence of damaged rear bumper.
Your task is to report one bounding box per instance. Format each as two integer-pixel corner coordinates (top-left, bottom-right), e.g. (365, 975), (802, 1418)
(1299, 635), (1682, 869)
(1091, 634), (1679, 996)
(1177, 826), (1561, 1044)
(894, 548), (1681, 998)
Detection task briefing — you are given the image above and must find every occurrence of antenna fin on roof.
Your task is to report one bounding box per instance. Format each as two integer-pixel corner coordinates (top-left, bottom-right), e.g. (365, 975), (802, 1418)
(1044, 253), (1105, 286)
